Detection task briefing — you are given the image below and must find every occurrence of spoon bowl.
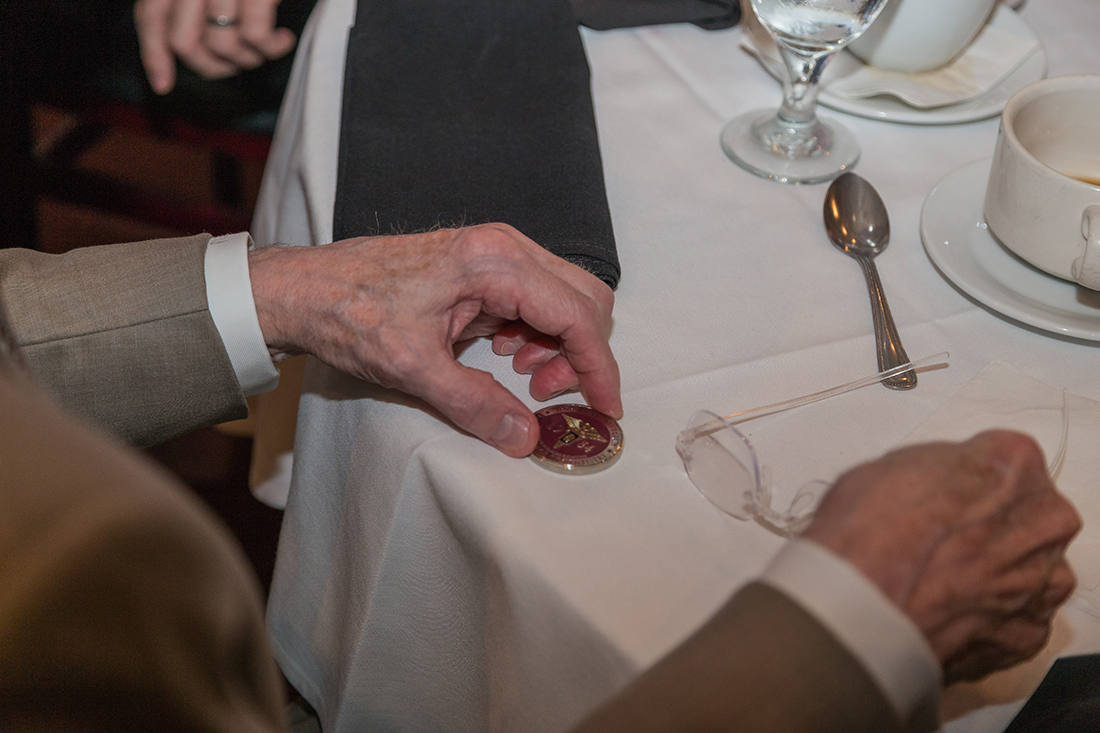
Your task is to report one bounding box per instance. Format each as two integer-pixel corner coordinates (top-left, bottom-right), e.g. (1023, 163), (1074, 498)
(824, 173), (891, 255)
(823, 173), (916, 389)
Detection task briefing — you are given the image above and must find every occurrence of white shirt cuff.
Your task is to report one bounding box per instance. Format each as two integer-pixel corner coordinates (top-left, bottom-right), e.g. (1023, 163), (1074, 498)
(204, 233), (281, 396)
(760, 538), (941, 728)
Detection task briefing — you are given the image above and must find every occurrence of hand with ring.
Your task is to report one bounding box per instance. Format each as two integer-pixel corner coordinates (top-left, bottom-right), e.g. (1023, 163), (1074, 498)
(134, 0), (297, 94)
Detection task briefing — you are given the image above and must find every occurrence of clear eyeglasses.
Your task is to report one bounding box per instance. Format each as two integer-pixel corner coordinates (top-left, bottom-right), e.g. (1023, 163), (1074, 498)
(677, 351), (1071, 536)
(678, 408), (825, 535)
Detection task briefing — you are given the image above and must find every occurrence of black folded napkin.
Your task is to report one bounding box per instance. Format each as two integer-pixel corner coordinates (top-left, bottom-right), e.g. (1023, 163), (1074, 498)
(334, 0), (741, 290)
(1004, 654), (1100, 732)
(335, 0), (620, 287)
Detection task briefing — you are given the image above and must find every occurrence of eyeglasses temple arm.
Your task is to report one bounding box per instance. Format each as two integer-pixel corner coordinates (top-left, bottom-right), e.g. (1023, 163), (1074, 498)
(680, 352), (950, 443)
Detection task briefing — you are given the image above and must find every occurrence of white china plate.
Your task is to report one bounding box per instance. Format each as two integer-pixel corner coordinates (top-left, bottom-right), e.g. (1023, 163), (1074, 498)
(819, 8), (1047, 125)
(920, 158), (1100, 342)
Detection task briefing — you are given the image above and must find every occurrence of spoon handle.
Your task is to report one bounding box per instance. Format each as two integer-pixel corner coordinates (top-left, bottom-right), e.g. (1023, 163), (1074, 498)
(857, 257), (917, 390)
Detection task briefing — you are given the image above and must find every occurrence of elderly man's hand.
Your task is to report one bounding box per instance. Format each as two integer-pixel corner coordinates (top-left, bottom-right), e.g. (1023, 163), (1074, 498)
(134, 0), (297, 94)
(803, 430), (1081, 684)
(246, 224), (621, 457)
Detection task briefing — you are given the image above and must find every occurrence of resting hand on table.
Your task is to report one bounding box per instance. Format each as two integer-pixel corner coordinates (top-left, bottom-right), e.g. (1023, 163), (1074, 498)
(247, 224), (621, 457)
(134, 0), (297, 94)
(804, 430), (1081, 684)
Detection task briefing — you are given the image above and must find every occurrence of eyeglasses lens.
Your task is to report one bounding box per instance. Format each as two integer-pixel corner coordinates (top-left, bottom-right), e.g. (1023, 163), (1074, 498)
(679, 410), (760, 520)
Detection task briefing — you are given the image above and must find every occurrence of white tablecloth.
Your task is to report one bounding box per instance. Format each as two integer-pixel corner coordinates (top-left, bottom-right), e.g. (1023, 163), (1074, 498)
(260, 1), (1100, 730)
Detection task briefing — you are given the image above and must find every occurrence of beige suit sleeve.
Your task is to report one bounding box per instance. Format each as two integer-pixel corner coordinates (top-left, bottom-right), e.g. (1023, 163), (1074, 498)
(0, 235), (247, 445)
(572, 582), (905, 733)
(0, 370), (285, 732)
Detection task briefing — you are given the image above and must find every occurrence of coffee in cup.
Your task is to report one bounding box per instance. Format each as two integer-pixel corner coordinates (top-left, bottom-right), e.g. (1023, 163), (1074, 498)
(847, 0), (997, 73)
(983, 75), (1100, 291)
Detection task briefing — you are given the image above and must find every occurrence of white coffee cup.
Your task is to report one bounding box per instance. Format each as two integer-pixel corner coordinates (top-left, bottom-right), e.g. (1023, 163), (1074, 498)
(847, 0), (997, 73)
(983, 75), (1100, 291)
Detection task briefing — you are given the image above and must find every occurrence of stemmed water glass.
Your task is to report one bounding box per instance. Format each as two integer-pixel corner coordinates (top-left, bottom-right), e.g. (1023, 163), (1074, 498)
(723, 0), (891, 184)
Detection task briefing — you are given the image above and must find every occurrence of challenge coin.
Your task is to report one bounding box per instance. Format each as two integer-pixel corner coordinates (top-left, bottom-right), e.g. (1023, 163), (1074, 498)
(530, 404), (623, 475)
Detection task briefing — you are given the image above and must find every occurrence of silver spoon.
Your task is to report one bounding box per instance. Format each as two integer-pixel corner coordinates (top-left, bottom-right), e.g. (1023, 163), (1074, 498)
(823, 173), (916, 389)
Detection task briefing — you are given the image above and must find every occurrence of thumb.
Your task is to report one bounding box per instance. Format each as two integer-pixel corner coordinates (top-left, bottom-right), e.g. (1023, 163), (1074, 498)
(412, 356), (539, 457)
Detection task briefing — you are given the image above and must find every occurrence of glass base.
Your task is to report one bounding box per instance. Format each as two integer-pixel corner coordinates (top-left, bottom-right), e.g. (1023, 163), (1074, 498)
(721, 108), (860, 185)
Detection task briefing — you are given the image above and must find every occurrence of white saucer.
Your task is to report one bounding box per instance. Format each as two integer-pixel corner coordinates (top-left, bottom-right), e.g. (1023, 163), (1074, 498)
(818, 7), (1047, 125)
(920, 158), (1100, 342)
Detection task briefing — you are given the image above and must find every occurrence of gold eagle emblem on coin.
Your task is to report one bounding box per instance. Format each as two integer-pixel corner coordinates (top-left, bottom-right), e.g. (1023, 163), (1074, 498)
(554, 414), (604, 448)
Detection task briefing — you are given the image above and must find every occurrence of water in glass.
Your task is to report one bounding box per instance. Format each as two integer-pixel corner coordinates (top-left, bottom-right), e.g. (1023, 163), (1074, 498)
(753, 0), (881, 51)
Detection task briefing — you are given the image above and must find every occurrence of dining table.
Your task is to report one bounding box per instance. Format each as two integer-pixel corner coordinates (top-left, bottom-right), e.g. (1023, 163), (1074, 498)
(260, 0), (1100, 730)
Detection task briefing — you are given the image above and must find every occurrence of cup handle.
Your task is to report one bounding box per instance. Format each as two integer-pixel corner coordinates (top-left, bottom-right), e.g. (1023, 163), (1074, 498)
(1071, 205), (1100, 290)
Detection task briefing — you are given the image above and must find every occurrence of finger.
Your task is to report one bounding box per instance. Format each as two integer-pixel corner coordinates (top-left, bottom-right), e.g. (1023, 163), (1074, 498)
(528, 355), (582, 402)
(493, 322), (541, 356)
(496, 327), (587, 403)
(204, 25), (266, 70)
(980, 432), (1081, 553)
(477, 228), (621, 418)
(987, 544), (1077, 615)
(511, 337), (560, 375)
(411, 354), (539, 457)
(170, 0), (240, 78)
(1039, 560), (1077, 610)
(491, 322), (588, 402)
(967, 429), (1051, 494)
(239, 0), (297, 59)
(521, 302), (620, 418)
(942, 617), (1052, 683)
(134, 0), (178, 94)
(200, 0), (264, 69)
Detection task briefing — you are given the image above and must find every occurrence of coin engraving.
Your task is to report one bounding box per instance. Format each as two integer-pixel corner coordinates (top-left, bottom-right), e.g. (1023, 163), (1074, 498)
(530, 405), (623, 475)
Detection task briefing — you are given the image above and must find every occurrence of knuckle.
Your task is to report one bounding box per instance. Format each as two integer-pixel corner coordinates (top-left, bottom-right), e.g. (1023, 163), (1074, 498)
(978, 429), (1045, 465)
(1049, 566), (1077, 603)
(575, 289), (611, 334)
(584, 286), (614, 329)
(478, 221), (522, 240)
(458, 223), (519, 258)
(1014, 434), (1047, 467)
(577, 295), (601, 329)
(593, 284), (614, 313)
(451, 227), (530, 288)
(1055, 498), (1084, 534)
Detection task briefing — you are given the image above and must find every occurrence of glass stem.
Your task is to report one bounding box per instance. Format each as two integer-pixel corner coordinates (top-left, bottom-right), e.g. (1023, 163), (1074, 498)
(776, 44), (833, 126)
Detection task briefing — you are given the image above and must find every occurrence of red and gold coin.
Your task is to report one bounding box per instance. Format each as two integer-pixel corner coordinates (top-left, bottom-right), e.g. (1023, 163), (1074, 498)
(530, 404), (623, 475)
